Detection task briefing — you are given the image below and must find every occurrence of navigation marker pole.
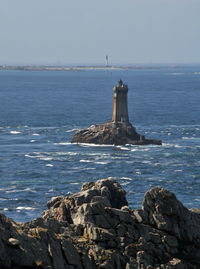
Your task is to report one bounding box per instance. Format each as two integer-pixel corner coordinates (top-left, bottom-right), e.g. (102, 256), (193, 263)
(106, 55), (109, 67)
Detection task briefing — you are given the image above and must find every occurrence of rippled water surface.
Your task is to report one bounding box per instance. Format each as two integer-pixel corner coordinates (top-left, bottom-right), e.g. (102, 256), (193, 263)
(0, 67), (200, 222)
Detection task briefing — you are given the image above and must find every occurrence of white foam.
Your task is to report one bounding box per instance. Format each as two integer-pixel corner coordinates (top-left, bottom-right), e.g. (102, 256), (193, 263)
(131, 147), (151, 152)
(94, 161), (108, 165)
(182, 137), (198, 140)
(54, 152), (72, 156)
(6, 188), (36, 193)
(53, 151), (78, 156)
(39, 157), (53, 161)
(47, 189), (54, 192)
(87, 153), (110, 156)
(111, 156), (129, 160)
(142, 160), (151, 164)
(66, 128), (80, 133)
(16, 206), (36, 211)
(121, 177), (132, 181)
(66, 152), (78, 156)
(30, 140), (36, 143)
(46, 164), (54, 167)
(3, 208), (8, 211)
(130, 148), (139, 152)
(174, 144), (182, 148)
(78, 143), (114, 148)
(80, 160), (93, 163)
(56, 142), (71, 145)
(32, 133), (40, 136)
(25, 153), (54, 160)
(121, 182), (130, 186)
(25, 154), (36, 158)
(10, 131), (21, 134)
(162, 143), (182, 148)
(116, 146), (130, 151)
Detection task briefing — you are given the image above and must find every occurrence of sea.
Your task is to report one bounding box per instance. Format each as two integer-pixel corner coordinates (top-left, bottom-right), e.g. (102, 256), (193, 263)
(0, 66), (200, 222)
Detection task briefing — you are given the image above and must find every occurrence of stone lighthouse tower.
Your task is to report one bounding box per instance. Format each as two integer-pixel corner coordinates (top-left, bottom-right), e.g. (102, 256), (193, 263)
(112, 80), (129, 123)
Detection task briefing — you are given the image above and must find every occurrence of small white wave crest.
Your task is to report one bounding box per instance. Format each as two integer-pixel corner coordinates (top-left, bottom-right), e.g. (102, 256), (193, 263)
(76, 143), (114, 148)
(66, 128), (80, 133)
(55, 142), (72, 145)
(121, 177), (132, 181)
(6, 188), (36, 194)
(16, 206), (36, 211)
(116, 146), (130, 151)
(10, 131), (21, 134)
(39, 157), (53, 161)
(94, 161), (109, 165)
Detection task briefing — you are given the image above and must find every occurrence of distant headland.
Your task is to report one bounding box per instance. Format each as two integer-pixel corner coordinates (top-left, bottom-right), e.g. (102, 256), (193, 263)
(0, 64), (182, 71)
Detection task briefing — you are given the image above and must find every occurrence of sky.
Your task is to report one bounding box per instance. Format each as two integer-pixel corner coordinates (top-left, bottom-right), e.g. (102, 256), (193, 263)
(0, 0), (200, 65)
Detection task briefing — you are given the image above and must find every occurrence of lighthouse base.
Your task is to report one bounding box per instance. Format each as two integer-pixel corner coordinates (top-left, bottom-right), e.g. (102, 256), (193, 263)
(71, 122), (162, 146)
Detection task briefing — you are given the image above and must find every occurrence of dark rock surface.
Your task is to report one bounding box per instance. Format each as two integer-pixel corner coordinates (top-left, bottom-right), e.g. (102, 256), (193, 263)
(71, 122), (162, 145)
(0, 178), (199, 269)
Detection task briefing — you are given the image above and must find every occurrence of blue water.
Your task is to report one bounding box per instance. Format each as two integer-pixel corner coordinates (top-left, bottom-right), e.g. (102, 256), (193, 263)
(0, 66), (200, 222)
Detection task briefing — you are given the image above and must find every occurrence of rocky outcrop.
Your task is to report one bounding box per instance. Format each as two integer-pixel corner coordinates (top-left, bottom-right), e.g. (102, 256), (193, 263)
(71, 122), (162, 145)
(0, 178), (199, 269)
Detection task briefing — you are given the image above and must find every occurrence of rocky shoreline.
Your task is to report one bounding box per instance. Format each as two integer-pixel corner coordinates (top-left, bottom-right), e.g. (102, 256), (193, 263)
(0, 178), (199, 269)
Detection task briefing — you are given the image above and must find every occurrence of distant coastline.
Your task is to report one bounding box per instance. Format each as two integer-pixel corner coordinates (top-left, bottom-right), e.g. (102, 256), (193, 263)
(0, 64), (187, 71)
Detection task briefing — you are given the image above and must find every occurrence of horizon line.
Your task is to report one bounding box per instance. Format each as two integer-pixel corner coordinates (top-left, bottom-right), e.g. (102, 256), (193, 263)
(1, 62), (200, 67)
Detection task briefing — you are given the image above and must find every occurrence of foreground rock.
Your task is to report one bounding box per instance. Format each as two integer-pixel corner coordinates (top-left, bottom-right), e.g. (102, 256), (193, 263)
(0, 178), (199, 269)
(72, 122), (162, 145)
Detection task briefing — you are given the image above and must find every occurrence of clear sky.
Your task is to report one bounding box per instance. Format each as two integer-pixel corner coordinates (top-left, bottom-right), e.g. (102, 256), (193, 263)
(0, 0), (200, 65)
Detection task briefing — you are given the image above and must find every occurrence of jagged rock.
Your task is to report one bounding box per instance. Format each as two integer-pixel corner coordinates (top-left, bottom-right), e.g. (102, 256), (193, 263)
(0, 178), (199, 269)
(142, 187), (200, 242)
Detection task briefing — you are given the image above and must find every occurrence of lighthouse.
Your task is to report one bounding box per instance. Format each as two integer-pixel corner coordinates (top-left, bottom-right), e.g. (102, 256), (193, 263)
(72, 80), (162, 145)
(112, 80), (129, 123)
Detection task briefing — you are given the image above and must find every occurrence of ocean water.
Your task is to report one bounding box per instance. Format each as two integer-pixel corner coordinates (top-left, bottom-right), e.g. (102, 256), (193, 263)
(0, 66), (200, 222)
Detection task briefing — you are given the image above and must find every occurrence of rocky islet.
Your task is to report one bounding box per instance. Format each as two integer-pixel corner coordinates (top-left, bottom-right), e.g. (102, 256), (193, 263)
(71, 80), (162, 146)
